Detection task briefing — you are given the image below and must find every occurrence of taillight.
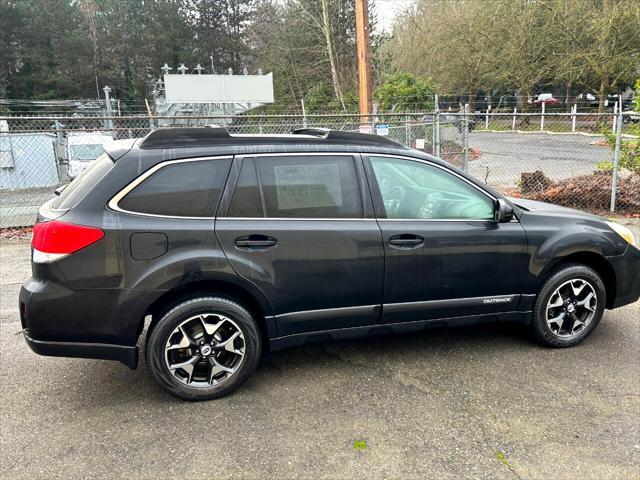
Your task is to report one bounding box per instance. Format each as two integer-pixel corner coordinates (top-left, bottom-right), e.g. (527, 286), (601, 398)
(31, 220), (104, 263)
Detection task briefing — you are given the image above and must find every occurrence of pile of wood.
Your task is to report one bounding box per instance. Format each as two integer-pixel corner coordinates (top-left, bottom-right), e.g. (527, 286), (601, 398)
(524, 171), (640, 215)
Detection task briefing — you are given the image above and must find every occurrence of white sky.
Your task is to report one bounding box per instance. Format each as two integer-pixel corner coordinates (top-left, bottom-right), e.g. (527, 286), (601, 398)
(374, 0), (415, 32)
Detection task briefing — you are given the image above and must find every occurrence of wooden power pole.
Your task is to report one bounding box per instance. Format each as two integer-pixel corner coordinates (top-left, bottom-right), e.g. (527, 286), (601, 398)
(355, 0), (372, 124)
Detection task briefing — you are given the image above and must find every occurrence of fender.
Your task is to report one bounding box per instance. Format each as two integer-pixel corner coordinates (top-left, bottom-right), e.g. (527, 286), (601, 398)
(528, 223), (623, 280)
(114, 248), (275, 344)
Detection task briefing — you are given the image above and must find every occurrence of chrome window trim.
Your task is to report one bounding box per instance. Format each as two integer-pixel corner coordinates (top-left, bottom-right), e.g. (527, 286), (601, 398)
(220, 217), (377, 222)
(108, 155), (233, 219)
(250, 152), (360, 158)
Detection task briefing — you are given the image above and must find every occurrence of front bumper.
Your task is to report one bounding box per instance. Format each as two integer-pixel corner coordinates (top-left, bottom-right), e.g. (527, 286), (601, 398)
(608, 244), (640, 309)
(23, 329), (138, 369)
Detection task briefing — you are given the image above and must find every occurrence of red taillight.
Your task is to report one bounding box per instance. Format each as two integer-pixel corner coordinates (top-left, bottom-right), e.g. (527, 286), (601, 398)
(32, 220), (104, 260)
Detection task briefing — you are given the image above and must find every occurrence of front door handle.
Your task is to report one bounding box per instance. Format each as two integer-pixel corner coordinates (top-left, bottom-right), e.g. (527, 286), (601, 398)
(389, 234), (424, 248)
(235, 234), (278, 249)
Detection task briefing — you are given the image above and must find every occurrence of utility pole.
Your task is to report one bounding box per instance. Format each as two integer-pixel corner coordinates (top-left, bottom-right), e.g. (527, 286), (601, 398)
(355, 0), (372, 128)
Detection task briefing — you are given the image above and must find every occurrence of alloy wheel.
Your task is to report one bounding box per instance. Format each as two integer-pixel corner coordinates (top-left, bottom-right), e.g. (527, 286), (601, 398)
(164, 313), (245, 387)
(545, 278), (597, 339)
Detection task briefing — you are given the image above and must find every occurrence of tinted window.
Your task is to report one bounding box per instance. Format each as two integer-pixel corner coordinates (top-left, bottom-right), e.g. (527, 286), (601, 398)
(370, 156), (494, 220)
(255, 155), (363, 218)
(118, 158), (231, 217)
(228, 158), (264, 217)
(51, 154), (113, 210)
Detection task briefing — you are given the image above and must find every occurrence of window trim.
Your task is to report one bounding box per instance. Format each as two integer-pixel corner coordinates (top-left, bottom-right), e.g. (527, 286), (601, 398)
(363, 153), (509, 223)
(108, 155), (233, 219)
(221, 152), (370, 220)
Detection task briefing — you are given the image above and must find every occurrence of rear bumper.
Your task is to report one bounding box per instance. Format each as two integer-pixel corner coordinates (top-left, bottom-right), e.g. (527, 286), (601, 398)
(23, 329), (138, 369)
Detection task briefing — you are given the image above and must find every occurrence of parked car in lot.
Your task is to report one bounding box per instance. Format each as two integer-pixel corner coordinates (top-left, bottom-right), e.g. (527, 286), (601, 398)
(534, 93), (560, 105)
(622, 109), (640, 124)
(66, 132), (114, 178)
(21, 127), (640, 400)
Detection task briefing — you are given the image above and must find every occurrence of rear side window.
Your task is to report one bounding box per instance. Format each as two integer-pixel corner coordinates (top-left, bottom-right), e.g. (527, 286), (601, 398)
(117, 158), (231, 217)
(51, 154), (113, 210)
(255, 155), (363, 218)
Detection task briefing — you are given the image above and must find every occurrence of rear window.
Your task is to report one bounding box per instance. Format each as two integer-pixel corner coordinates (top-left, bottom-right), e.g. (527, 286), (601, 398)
(50, 154), (113, 210)
(116, 158), (231, 217)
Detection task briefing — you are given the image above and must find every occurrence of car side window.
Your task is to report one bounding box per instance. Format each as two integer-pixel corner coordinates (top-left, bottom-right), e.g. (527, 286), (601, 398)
(369, 156), (495, 220)
(227, 158), (264, 217)
(117, 158), (231, 217)
(254, 155), (363, 218)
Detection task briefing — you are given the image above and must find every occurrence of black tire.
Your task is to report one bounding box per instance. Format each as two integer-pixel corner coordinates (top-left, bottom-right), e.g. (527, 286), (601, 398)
(146, 296), (261, 400)
(530, 263), (606, 348)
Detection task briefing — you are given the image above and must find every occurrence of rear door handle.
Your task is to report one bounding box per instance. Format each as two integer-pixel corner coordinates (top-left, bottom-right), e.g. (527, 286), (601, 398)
(235, 234), (277, 249)
(389, 234), (424, 248)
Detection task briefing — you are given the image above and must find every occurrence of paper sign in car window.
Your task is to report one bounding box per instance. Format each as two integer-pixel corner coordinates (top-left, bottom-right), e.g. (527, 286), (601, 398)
(274, 163), (343, 211)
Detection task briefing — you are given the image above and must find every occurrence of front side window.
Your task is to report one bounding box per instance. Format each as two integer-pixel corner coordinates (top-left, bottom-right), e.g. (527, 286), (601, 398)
(254, 155), (363, 218)
(369, 156), (494, 220)
(117, 158), (231, 217)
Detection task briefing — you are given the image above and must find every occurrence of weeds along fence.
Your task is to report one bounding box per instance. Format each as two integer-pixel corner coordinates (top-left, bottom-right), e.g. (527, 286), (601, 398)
(0, 111), (637, 228)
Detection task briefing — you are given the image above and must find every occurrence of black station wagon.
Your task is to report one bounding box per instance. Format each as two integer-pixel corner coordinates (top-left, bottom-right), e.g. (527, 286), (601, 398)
(20, 127), (640, 400)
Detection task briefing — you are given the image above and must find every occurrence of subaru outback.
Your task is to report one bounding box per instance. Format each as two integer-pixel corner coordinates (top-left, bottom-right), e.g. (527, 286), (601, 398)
(20, 127), (640, 400)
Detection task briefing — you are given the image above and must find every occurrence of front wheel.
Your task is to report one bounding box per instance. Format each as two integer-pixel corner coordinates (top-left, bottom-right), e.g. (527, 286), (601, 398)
(146, 296), (261, 400)
(531, 264), (606, 347)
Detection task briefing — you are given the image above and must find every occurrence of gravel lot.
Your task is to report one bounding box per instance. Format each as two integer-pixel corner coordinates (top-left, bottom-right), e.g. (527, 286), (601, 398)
(1, 239), (639, 480)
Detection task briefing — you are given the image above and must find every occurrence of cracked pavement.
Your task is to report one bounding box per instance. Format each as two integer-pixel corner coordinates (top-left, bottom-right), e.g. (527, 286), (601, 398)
(1, 238), (639, 479)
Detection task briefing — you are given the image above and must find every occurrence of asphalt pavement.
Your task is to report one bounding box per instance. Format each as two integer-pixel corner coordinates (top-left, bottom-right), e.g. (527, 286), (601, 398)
(1, 239), (638, 479)
(468, 131), (612, 189)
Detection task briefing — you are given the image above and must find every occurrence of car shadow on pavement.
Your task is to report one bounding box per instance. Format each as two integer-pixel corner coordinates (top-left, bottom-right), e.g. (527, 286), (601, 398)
(55, 320), (536, 406)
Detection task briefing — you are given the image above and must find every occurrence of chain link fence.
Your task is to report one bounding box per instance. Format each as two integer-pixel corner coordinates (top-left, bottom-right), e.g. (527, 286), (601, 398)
(1, 111), (638, 228)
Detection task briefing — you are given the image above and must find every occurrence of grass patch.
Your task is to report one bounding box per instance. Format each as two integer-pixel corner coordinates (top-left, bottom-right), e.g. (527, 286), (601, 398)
(353, 439), (367, 452)
(495, 450), (509, 466)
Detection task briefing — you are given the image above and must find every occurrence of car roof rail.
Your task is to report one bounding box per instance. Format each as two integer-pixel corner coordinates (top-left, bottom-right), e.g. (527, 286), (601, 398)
(291, 127), (405, 148)
(138, 126), (407, 149)
(139, 127), (231, 149)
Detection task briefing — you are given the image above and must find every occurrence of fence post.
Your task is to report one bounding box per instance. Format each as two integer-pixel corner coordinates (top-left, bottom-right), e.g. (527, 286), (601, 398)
(612, 101), (618, 132)
(301, 98), (308, 129)
(485, 105), (490, 130)
(571, 104), (577, 132)
(540, 102), (545, 131)
(144, 98), (155, 131)
(462, 104), (469, 172)
(53, 120), (70, 183)
(103, 86), (114, 131)
(610, 104), (623, 213)
(434, 110), (441, 158)
(512, 107), (517, 130)
(405, 115), (410, 147)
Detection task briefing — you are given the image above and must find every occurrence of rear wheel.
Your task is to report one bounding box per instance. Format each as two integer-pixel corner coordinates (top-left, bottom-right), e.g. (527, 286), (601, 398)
(146, 296), (261, 400)
(531, 264), (606, 347)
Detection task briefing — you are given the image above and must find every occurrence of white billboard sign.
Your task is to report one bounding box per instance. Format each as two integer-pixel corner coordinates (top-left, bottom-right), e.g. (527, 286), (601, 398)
(164, 73), (274, 104)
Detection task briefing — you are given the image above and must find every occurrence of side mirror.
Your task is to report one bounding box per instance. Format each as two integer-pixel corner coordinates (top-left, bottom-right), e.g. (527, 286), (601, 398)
(495, 199), (514, 223)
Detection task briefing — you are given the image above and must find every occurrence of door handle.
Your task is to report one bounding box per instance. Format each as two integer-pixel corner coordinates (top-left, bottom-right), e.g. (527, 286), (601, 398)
(389, 234), (424, 248)
(235, 234), (277, 249)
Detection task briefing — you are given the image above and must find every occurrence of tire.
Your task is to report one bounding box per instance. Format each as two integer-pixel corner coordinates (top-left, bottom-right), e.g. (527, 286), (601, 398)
(146, 296), (261, 400)
(530, 263), (606, 348)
